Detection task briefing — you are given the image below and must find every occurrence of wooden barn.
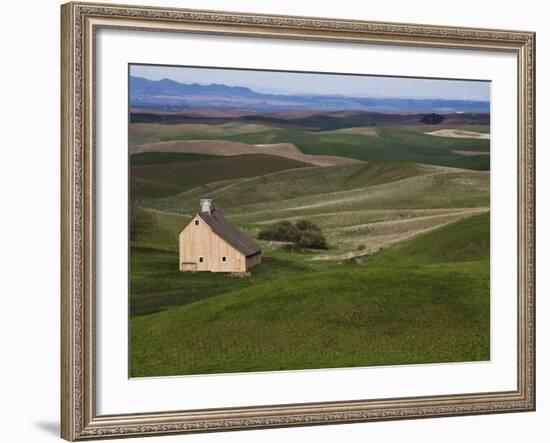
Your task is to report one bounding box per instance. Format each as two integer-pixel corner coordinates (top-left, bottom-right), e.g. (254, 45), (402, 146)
(178, 199), (262, 273)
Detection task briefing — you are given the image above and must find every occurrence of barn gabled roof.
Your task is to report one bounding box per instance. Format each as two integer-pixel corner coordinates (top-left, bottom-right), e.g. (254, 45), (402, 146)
(198, 208), (262, 258)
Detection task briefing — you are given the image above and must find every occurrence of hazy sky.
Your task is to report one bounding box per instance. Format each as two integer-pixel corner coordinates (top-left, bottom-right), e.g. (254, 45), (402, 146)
(130, 64), (490, 101)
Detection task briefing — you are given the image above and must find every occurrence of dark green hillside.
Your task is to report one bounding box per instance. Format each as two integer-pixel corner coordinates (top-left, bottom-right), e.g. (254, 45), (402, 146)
(443, 155), (490, 171)
(130, 213), (490, 376)
(130, 248), (321, 316)
(131, 154), (312, 199)
(226, 126), (489, 166)
(130, 152), (220, 165)
(239, 111), (419, 129)
(368, 212), (490, 266)
(342, 161), (435, 187)
(143, 161), (435, 214)
(130, 111), (489, 131)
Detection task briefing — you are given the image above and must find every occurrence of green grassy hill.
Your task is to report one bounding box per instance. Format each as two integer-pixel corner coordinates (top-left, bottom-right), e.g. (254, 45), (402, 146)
(134, 160), (488, 263)
(367, 212), (490, 265)
(131, 153), (312, 199)
(130, 122), (274, 146)
(130, 214), (490, 376)
(130, 122), (490, 170)
(145, 161), (489, 221)
(227, 126), (489, 169)
(128, 116), (491, 377)
(130, 111), (489, 131)
(130, 152), (221, 165)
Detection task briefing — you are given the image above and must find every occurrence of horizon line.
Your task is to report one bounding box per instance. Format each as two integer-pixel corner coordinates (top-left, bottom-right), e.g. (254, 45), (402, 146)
(130, 74), (491, 103)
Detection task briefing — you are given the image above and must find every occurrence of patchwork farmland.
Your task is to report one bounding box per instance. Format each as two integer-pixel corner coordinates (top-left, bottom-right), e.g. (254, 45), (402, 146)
(129, 108), (490, 377)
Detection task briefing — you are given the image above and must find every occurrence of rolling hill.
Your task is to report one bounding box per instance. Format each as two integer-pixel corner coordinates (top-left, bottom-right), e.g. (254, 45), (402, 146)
(143, 161), (489, 218)
(131, 140), (363, 167)
(130, 109), (490, 131)
(130, 122), (490, 170)
(131, 159), (488, 274)
(130, 213), (490, 376)
(128, 93), (492, 377)
(131, 153), (312, 199)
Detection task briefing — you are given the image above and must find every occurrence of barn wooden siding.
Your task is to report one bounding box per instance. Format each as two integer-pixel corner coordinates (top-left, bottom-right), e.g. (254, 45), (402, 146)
(179, 215), (246, 273)
(245, 253), (262, 269)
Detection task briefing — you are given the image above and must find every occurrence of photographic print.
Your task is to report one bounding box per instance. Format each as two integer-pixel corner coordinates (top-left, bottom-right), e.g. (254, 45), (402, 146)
(128, 64), (491, 378)
(61, 6), (536, 438)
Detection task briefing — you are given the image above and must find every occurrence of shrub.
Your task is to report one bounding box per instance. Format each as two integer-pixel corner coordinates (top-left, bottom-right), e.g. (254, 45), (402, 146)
(295, 219), (321, 232)
(420, 113), (445, 125)
(258, 220), (300, 242)
(130, 204), (156, 241)
(258, 219), (328, 249)
(297, 230), (328, 250)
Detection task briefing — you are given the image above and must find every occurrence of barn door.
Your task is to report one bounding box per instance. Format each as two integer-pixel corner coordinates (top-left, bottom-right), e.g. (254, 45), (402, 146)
(180, 262), (197, 272)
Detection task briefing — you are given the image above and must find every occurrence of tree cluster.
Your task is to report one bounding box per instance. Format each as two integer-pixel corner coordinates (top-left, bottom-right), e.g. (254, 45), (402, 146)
(419, 113), (445, 125)
(130, 203), (156, 241)
(258, 219), (328, 250)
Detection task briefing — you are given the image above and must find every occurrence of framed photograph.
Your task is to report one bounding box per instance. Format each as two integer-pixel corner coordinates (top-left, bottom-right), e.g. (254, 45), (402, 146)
(61, 1), (536, 440)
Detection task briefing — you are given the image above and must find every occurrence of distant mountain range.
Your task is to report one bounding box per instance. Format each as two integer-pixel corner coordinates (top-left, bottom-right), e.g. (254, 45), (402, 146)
(129, 76), (490, 114)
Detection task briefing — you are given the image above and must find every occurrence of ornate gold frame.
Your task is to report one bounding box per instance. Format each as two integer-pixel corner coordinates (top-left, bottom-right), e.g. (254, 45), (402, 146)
(61, 2), (536, 440)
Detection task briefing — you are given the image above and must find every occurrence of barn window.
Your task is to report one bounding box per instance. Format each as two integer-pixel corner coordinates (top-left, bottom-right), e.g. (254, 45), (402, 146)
(222, 256), (227, 262)
(194, 220), (199, 226)
(199, 257), (204, 263)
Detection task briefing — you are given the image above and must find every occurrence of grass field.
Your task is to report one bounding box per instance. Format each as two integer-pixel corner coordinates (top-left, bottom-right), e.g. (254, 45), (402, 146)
(141, 161), (489, 223)
(130, 213), (490, 376)
(131, 122), (490, 170)
(131, 153), (311, 199)
(129, 113), (491, 377)
(130, 152), (221, 165)
(130, 109), (489, 131)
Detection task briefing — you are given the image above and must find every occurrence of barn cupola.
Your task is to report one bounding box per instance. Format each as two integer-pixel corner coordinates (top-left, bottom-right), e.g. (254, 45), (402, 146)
(200, 198), (213, 214)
